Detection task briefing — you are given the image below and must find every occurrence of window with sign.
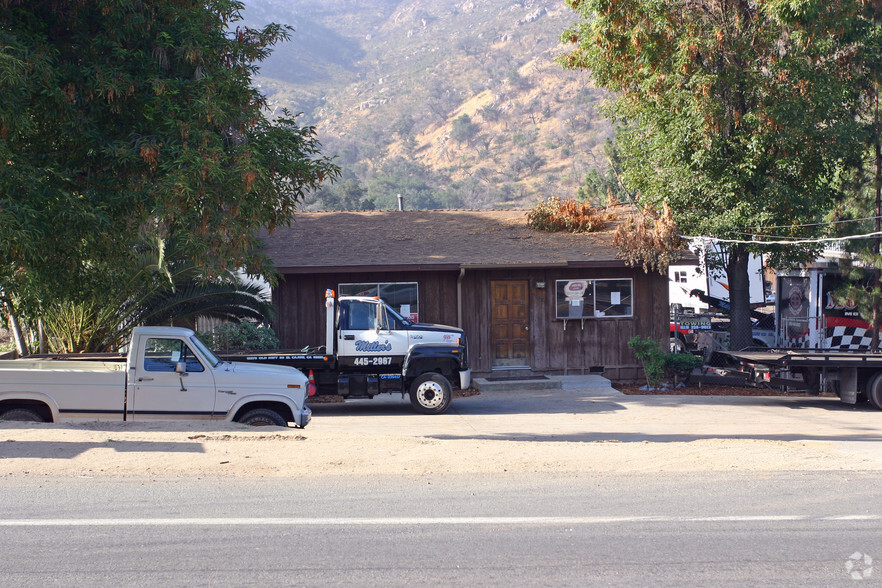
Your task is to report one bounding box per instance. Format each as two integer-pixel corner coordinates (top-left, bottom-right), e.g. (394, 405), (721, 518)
(555, 279), (633, 319)
(339, 282), (419, 321)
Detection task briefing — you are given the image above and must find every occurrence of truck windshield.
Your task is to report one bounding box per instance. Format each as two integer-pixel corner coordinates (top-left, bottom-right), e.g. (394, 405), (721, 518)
(190, 335), (221, 368)
(384, 303), (412, 327)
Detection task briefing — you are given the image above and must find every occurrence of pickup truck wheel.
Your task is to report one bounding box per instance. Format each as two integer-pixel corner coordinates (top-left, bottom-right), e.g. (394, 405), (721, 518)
(409, 373), (452, 415)
(867, 373), (882, 410)
(1, 408), (45, 422)
(238, 408), (288, 427)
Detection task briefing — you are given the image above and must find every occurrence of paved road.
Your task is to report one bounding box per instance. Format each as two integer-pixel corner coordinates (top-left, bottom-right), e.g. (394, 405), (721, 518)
(3, 385), (882, 585)
(1, 472), (880, 586)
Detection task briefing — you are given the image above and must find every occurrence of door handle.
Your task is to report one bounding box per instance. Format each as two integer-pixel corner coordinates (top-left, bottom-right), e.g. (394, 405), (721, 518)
(138, 377), (154, 382)
(344, 335), (355, 340)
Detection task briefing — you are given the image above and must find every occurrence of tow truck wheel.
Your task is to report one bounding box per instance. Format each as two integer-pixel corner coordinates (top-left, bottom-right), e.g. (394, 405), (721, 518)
(409, 373), (452, 415)
(238, 408), (288, 427)
(867, 373), (882, 410)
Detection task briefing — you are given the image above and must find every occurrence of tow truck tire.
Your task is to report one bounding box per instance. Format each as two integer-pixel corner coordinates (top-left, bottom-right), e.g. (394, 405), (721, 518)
(409, 373), (452, 415)
(867, 373), (882, 410)
(238, 408), (288, 427)
(0, 408), (45, 422)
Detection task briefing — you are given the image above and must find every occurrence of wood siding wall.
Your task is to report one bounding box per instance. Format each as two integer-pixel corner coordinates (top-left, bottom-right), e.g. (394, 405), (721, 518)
(273, 266), (668, 384)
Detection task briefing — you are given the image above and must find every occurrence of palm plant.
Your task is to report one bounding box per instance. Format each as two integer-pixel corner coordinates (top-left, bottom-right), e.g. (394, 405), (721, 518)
(38, 237), (276, 353)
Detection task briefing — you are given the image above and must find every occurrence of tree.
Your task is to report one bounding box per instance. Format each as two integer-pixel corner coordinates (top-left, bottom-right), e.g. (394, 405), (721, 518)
(801, 2), (882, 347)
(561, 0), (861, 350)
(450, 114), (480, 146)
(578, 138), (624, 206)
(0, 0), (338, 349)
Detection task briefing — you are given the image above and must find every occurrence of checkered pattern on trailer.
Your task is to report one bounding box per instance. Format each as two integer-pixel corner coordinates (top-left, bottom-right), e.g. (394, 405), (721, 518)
(824, 326), (873, 350)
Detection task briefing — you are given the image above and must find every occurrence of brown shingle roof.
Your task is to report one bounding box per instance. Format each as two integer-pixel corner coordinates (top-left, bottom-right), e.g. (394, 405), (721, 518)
(263, 210), (624, 273)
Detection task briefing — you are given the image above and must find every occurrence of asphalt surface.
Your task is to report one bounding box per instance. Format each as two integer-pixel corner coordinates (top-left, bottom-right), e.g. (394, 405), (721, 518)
(3, 378), (882, 586)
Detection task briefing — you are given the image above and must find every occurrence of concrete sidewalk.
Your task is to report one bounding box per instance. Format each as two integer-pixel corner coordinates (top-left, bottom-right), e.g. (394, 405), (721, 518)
(473, 374), (617, 393)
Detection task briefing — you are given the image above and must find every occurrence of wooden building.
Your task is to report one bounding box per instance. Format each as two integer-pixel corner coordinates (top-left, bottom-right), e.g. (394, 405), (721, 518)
(262, 210), (669, 383)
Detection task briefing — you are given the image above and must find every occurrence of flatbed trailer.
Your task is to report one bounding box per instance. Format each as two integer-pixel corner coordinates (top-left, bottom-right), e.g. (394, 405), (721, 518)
(725, 349), (882, 409)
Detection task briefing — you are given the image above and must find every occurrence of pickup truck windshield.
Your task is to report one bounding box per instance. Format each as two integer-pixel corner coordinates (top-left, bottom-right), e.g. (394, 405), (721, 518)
(190, 335), (221, 368)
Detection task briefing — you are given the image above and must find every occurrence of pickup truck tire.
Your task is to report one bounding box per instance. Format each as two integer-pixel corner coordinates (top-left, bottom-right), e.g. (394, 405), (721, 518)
(409, 373), (452, 415)
(0, 407), (45, 422)
(867, 373), (882, 410)
(238, 408), (288, 427)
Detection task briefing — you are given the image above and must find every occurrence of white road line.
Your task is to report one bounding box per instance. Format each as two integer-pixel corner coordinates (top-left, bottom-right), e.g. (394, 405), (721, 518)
(0, 515), (879, 527)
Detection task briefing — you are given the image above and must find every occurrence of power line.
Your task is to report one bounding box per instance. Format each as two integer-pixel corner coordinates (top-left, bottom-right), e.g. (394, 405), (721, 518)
(682, 230), (882, 246)
(746, 215), (881, 230)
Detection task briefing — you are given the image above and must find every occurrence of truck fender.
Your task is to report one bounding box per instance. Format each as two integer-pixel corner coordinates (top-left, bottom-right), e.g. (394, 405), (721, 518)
(0, 391), (60, 422)
(224, 392), (303, 423)
(403, 344), (462, 383)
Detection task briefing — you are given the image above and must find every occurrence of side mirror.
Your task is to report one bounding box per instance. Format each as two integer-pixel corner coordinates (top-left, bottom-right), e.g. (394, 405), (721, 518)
(175, 361), (188, 375)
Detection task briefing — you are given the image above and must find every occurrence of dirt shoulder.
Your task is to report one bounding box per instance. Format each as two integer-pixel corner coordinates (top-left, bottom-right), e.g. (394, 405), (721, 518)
(1, 388), (880, 479)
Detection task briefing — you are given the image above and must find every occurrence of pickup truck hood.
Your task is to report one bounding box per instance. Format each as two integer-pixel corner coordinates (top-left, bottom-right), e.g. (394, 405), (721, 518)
(220, 361), (307, 384)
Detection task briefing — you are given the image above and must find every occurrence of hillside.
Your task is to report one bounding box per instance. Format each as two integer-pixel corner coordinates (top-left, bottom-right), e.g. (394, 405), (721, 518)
(242, 0), (614, 210)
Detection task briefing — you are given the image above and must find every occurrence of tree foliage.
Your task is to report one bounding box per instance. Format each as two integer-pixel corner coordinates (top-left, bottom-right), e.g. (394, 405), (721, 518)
(578, 138), (624, 206)
(614, 203), (684, 275)
(450, 113), (480, 145)
(561, 0), (862, 350)
(0, 0), (338, 350)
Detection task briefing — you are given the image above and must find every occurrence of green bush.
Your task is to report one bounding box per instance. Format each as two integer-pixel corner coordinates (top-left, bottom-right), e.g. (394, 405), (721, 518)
(628, 335), (666, 389)
(664, 352), (702, 385)
(629, 336), (703, 388)
(198, 322), (280, 351)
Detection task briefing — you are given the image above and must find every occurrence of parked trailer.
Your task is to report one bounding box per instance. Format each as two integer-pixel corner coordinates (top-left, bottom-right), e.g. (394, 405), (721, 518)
(725, 349), (882, 409)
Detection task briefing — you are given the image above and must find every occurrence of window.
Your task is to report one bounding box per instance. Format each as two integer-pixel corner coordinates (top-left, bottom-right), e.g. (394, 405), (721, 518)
(347, 300), (377, 331)
(143, 338), (205, 372)
(674, 271), (688, 283)
(339, 281), (419, 321)
(555, 279), (633, 319)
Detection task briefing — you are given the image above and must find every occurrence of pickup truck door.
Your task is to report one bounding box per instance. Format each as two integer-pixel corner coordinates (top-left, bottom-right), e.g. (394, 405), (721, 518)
(130, 337), (217, 419)
(337, 300), (408, 369)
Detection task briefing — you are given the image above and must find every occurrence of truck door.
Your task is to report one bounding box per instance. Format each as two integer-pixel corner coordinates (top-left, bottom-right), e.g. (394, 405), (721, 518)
(337, 299), (408, 369)
(131, 337), (217, 419)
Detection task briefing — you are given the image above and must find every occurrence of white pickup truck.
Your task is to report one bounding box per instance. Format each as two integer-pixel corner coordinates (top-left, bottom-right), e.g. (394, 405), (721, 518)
(0, 326), (312, 427)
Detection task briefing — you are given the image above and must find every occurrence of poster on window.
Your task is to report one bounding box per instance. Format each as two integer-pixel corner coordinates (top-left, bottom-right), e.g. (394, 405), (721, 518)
(555, 279), (632, 319)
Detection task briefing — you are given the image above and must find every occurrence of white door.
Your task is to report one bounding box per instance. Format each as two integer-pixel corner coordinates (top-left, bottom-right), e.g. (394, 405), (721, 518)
(132, 337), (217, 418)
(337, 300), (409, 369)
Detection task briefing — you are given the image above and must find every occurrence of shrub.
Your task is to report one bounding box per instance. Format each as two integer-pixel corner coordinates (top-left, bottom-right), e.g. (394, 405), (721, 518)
(629, 336), (703, 388)
(198, 322), (280, 351)
(627, 335), (666, 389)
(527, 196), (607, 233)
(664, 352), (702, 386)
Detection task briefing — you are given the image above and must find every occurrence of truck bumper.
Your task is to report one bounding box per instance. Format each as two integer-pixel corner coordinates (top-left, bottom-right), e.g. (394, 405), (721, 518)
(459, 369), (472, 390)
(295, 405), (312, 428)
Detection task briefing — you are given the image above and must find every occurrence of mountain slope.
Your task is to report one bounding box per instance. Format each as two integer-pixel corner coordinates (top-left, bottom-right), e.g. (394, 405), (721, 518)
(243, 0), (613, 210)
